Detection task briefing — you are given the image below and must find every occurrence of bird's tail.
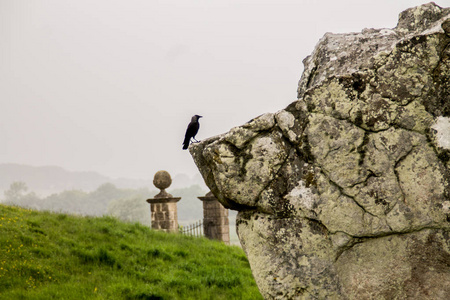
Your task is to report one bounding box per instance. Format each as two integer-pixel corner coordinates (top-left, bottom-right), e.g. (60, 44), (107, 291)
(182, 137), (190, 150)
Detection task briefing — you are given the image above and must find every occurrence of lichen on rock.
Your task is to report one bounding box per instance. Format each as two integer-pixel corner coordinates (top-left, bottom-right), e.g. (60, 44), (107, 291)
(190, 2), (450, 299)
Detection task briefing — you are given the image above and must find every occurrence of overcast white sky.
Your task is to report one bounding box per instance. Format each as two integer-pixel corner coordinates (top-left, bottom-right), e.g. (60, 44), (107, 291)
(1, 0), (448, 180)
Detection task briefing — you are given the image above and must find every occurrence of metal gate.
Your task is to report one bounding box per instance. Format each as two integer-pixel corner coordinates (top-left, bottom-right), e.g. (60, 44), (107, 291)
(179, 220), (203, 237)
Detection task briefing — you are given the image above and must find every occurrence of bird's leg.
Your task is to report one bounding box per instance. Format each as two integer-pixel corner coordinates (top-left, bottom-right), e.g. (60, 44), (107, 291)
(192, 137), (199, 142)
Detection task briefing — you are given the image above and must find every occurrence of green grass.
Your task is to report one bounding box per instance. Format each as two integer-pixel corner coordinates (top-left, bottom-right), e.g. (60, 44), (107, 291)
(0, 204), (262, 299)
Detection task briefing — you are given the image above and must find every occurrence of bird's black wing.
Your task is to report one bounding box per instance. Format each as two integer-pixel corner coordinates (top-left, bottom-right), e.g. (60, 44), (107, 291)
(182, 121), (199, 150)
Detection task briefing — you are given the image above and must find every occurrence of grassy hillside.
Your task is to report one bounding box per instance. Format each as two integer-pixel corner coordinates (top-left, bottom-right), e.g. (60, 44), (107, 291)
(0, 205), (262, 299)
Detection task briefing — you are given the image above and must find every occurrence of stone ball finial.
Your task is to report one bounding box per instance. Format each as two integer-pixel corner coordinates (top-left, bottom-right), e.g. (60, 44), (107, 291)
(153, 170), (172, 191)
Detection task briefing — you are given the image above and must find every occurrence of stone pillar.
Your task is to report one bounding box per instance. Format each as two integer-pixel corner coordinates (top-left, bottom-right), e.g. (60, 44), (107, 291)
(198, 191), (230, 245)
(146, 171), (181, 233)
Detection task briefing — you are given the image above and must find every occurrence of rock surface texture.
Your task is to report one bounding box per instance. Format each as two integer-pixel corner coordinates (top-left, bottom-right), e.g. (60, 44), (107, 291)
(190, 3), (450, 299)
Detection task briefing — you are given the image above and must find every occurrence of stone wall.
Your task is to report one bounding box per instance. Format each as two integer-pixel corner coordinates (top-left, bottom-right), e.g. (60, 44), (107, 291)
(149, 201), (179, 233)
(201, 193), (230, 244)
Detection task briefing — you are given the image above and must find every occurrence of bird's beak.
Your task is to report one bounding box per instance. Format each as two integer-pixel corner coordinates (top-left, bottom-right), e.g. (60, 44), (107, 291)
(199, 116), (203, 118)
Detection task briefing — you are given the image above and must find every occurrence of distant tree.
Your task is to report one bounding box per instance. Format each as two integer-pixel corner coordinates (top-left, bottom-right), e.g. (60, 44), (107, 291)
(92, 183), (121, 199)
(2, 181), (210, 227)
(3, 181), (41, 208)
(107, 197), (151, 226)
(4, 182), (28, 201)
(43, 190), (88, 214)
(171, 185), (206, 224)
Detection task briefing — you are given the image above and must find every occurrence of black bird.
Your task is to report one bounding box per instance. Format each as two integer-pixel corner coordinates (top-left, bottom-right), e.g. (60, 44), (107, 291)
(182, 115), (202, 150)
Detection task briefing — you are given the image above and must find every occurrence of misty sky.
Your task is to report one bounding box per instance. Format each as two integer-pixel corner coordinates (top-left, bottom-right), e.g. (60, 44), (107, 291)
(1, 0), (447, 180)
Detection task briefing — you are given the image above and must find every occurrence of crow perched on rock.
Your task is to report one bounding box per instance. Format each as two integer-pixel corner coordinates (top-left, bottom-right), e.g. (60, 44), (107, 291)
(182, 115), (202, 150)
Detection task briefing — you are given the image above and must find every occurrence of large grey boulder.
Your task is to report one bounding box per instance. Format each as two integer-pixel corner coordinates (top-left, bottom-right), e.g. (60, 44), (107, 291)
(190, 3), (450, 299)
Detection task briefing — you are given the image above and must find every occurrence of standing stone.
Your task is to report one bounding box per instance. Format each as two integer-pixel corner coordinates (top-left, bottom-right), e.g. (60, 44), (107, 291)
(146, 171), (181, 233)
(199, 191), (230, 244)
(190, 3), (450, 299)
